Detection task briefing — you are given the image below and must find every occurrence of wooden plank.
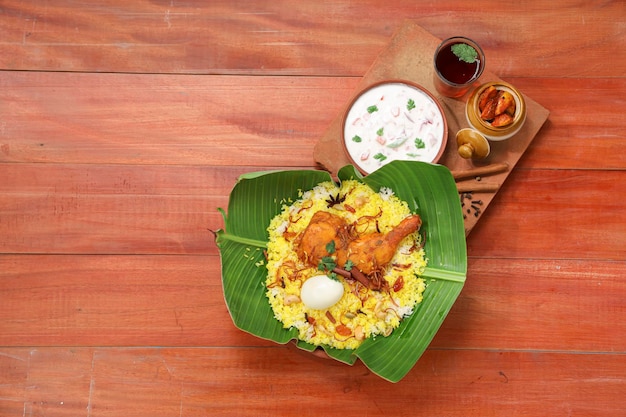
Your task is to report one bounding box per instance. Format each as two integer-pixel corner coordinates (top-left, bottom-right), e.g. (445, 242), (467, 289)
(434, 257), (626, 352)
(0, 164), (249, 255)
(0, 254), (258, 347)
(311, 20), (550, 235)
(1, 1), (624, 78)
(1, 255), (623, 351)
(0, 72), (358, 167)
(0, 72), (623, 169)
(0, 1), (622, 415)
(467, 167), (626, 260)
(0, 164), (623, 257)
(17, 349), (94, 417)
(513, 77), (626, 170)
(1, 347), (624, 416)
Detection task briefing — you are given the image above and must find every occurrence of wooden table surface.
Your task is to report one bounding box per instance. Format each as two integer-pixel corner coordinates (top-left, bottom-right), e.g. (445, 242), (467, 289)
(1, 1), (624, 415)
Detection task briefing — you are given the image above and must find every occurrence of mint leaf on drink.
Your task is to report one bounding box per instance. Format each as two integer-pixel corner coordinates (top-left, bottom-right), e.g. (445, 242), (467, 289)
(451, 43), (478, 63)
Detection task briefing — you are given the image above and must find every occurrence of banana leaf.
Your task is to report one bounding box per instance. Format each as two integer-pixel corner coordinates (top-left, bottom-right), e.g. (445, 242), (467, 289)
(216, 161), (467, 382)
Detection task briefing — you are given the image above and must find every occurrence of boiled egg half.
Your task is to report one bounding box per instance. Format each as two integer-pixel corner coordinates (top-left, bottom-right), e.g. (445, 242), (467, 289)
(300, 274), (344, 310)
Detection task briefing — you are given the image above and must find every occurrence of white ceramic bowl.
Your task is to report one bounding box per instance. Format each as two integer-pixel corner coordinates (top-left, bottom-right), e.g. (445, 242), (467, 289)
(342, 80), (448, 175)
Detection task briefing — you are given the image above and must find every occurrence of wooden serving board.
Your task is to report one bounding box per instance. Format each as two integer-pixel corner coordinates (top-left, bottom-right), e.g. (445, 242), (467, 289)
(314, 20), (550, 235)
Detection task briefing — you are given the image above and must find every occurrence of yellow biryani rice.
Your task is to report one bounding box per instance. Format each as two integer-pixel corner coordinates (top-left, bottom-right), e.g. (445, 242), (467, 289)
(265, 180), (427, 350)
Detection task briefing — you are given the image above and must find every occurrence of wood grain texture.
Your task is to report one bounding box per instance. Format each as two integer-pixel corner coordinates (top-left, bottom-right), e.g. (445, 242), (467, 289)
(0, 73), (624, 169)
(0, 0), (625, 415)
(0, 164), (622, 257)
(0, 255), (624, 352)
(0, 72), (357, 167)
(1, 1), (624, 77)
(1, 347), (624, 417)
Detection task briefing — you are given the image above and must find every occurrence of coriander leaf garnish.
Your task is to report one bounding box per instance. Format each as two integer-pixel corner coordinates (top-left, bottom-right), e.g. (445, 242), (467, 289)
(376, 127), (384, 136)
(367, 105), (378, 114)
(407, 98), (416, 111)
(451, 43), (478, 63)
(415, 138), (426, 149)
(352, 135), (362, 143)
(373, 153), (387, 162)
(326, 240), (336, 254)
(344, 260), (354, 271)
(318, 256), (336, 273)
(318, 256), (339, 281)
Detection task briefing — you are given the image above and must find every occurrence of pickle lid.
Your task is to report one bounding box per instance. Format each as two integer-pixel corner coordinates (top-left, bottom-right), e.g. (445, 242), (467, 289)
(456, 128), (490, 159)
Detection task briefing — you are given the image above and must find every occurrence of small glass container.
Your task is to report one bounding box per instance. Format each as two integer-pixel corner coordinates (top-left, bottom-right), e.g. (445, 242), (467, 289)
(433, 36), (486, 98)
(466, 81), (527, 141)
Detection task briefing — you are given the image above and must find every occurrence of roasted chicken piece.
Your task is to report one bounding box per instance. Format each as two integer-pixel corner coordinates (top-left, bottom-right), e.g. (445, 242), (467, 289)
(296, 211), (422, 277)
(335, 214), (422, 275)
(296, 211), (349, 266)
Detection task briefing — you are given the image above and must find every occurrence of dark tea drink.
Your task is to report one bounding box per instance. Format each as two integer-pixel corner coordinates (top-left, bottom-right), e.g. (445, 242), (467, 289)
(433, 37), (485, 98)
(436, 45), (481, 84)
